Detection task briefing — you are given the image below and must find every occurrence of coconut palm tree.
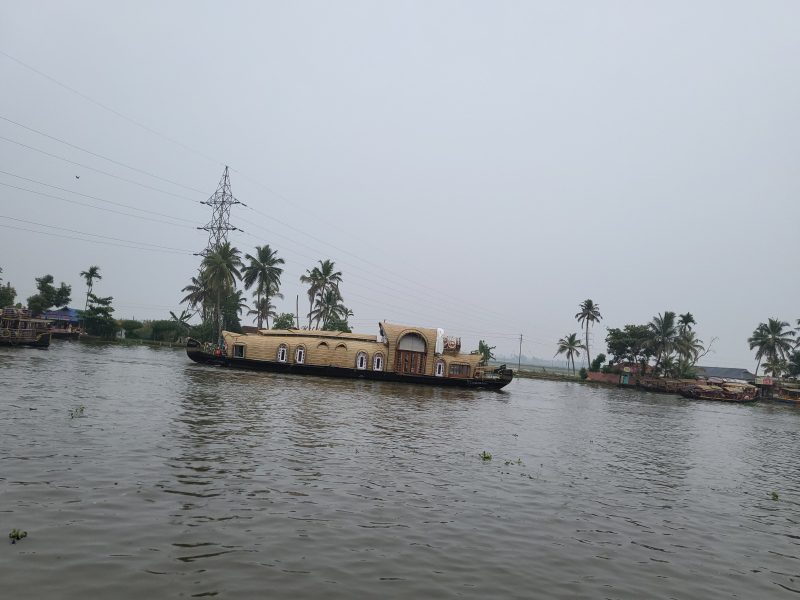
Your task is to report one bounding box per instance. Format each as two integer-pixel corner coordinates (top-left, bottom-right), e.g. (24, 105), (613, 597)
(575, 299), (602, 367)
(300, 259), (343, 329)
(748, 318), (796, 375)
(80, 266), (102, 311)
(248, 297), (277, 329)
(675, 329), (705, 365)
(180, 274), (212, 320)
(649, 311), (678, 372)
(678, 312), (696, 334)
(200, 242), (242, 342)
(761, 356), (787, 378)
(310, 287), (348, 329)
(242, 245), (284, 329)
(555, 333), (585, 376)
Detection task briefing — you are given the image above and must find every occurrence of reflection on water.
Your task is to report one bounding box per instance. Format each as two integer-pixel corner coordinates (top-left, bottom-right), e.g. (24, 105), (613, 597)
(2, 343), (800, 599)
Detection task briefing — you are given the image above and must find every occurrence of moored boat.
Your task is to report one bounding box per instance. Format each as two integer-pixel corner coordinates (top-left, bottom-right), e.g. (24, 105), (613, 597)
(0, 307), (51, 348)
(679, 381), (758, 402)
(186, 321), (513, 390)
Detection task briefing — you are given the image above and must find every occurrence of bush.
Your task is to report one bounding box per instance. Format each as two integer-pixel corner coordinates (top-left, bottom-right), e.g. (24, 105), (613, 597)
(589, 353), (606, 372)
(579, 367), (588, 380)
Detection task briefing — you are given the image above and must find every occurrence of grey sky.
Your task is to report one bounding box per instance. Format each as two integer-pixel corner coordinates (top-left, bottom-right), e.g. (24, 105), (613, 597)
(1, 1), (798, 367)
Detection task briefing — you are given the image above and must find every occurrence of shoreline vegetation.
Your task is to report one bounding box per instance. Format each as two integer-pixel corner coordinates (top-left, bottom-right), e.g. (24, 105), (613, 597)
(2, 264), (799, 384)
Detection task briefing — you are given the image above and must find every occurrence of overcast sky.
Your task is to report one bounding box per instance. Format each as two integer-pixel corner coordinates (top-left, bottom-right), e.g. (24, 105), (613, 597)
(1, 1), (798, 367)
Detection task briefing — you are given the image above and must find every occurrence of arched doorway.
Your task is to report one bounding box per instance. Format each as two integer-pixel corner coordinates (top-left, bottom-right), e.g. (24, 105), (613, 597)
(395, 332), (427, 375)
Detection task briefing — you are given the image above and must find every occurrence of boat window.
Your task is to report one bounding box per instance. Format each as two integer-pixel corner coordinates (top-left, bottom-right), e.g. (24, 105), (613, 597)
(373, 353), (384, 371)
(277, 344), (288, 363)
(233, 344), (245, 358)
(449, 363), (471, 377)
(295, 346), (305, 364)
(435, 360), (445, 377)
(397, 332), (426, 352)
(356, 351), (368, 370)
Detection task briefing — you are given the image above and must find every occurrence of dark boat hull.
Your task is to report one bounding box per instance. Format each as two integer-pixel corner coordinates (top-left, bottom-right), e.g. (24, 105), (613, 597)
(50, 330), (82, 340)
(0, 332), (51, 348)
(186, 339), (512, 390)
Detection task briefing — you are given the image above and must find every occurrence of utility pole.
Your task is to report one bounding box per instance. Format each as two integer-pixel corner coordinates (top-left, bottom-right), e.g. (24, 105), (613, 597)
(518, 334), (522, 375)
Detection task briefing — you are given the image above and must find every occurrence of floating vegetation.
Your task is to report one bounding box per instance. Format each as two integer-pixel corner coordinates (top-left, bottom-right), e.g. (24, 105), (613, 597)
(771, 491), (779, 501)
(9, 529), (27, 544)
(68, 406), (86, 419)
(504, 458), (524, 466)
(479, 451), (493, 461)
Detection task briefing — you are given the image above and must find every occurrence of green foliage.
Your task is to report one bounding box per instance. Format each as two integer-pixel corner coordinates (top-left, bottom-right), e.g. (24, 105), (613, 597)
(242, 245), (284, 329)
(579, 367), (588, 379)
(272, 313), (297, 330)
(605, 324), (653, 367)
(555, 332), (585, 375)
(601, 364), (614, 374)
(575, 299), (602, 366)
(476, 340), (496, 363)
(8, 529), (27, 543)
(771, 491), (779, 501)
(81, 293), (116, 338)
(749, 319), (796, 375)
(119, 320), (143, 338)
(27, 274), (71, 315)
(0, 281), (16, 307)
(68, 406), (85, 419)
(788, 352), (800, 378)
(479, 451), (492, 461)
(221, 292), (244, 334)
(322, 315), (351, 333)
(589, 353), (606, 372)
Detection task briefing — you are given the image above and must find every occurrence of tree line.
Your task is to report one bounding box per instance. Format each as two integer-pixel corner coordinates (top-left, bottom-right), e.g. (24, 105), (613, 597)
(179, 242), (354, 344)
(556, 299), (800, 379)
(0, 265), (116, 337)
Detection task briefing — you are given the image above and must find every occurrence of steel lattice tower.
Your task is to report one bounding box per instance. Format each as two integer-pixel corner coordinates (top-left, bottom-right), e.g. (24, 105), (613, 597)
(197, 166), (243, 255)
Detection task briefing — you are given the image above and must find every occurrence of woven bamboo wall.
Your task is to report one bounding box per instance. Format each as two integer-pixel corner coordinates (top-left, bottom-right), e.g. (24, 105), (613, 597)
(222, 321), (482, 376)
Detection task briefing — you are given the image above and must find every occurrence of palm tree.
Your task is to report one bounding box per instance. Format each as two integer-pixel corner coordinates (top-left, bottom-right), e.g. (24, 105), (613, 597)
(649, 311), (677, 372)
(575, 299), (602, 367)
(678, 312), (696, 334)
(748, 318), (796, 375)
(675, 329), (705, 366)
(310, 287), (348, 329)
(169, 309), (192, 341)
(761, 357), (787, 378)
(555, 333), (585, 375)
(248, 297), (277, 329)
(180, 274), (211, 321)
(242, 245), (284, 329)
(300, 259), (343, 329)
(200, 242), (242, 342)
(80, 266), (102, 311)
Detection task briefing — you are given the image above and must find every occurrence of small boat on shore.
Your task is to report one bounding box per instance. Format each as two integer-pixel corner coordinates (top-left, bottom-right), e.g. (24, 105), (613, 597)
(0, 307), (51, 348)
(679, 381), (758, 402)
(186, 321), (513, 390)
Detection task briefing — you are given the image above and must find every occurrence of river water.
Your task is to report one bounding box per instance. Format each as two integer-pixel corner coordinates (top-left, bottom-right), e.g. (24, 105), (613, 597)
(1, 342), (799, 598)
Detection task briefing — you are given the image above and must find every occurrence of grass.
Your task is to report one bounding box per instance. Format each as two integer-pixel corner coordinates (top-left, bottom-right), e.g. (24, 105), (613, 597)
(479, 451), (492, 461)
(9, 529), (27, 543)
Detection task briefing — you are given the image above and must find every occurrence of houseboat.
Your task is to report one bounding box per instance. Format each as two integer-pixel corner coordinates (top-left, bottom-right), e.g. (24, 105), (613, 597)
(0, 307), (51, 347)
(186, 321), (513, 390)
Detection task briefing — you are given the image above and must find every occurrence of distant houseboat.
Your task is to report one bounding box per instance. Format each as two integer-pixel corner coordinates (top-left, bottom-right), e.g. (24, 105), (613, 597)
(42, 307), (83, 340)
(0, 307), (51, 347)
(186, 321), (513, 390)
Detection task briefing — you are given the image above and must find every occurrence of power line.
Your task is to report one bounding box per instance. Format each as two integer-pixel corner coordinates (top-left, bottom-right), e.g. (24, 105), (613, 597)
(0, 115), (208, 195)
(0, 134), (201, 203)
(0, 180), (198, 228)
(0, 169), (198, 225)
(0, 220), (194, 254)
(0, 215), (195, 252)
(0, 49), (223, 167)
(1, 51), (514, 325)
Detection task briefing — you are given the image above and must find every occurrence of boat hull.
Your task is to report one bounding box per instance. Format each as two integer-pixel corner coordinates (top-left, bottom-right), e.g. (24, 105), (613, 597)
(186, 339), (512, 390)
(0, 332), (51, 348)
